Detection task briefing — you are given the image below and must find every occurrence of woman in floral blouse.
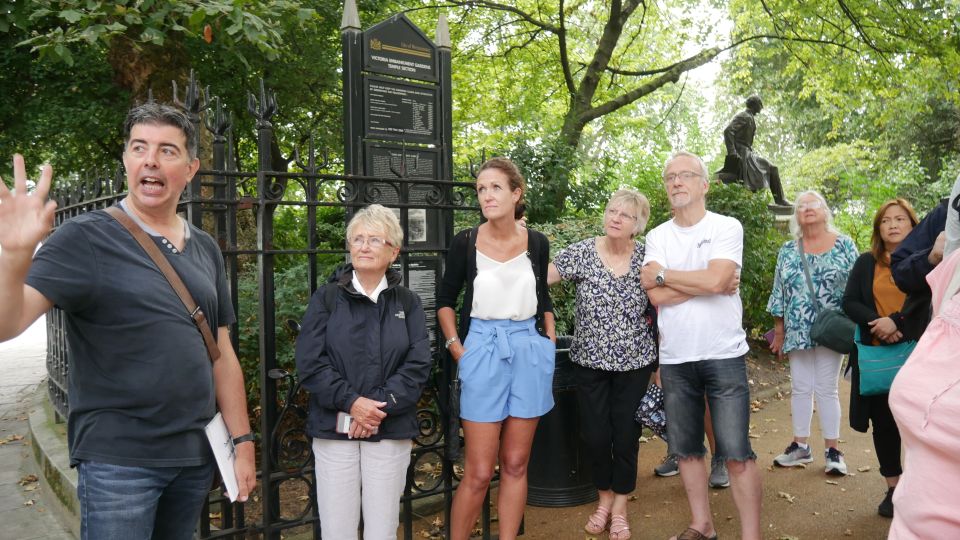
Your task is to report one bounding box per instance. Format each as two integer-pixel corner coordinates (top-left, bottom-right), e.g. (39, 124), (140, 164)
(547, 188), (659, 540)
(767, 190), (858, 477)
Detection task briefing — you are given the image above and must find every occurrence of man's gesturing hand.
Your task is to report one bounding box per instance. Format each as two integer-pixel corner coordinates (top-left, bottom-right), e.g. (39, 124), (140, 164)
(0, 155), (57, 256)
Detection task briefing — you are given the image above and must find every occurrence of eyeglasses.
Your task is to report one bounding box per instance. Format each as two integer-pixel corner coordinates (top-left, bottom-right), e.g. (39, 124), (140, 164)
(348, 235), (392, 249)
(663, 171), (702, 183)
(797, 201), (824, 211)
(605, 208), (637, 221)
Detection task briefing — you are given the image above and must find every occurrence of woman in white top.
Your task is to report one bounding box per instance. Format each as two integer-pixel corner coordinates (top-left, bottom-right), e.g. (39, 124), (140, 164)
(437, 157), (556, 540)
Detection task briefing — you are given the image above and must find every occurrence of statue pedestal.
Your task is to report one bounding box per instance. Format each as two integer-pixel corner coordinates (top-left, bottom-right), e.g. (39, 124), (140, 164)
(768, 203), (792, 216)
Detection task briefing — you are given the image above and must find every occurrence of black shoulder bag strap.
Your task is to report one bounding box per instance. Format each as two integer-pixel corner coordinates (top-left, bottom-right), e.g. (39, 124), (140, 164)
(105, 206), (221, 363)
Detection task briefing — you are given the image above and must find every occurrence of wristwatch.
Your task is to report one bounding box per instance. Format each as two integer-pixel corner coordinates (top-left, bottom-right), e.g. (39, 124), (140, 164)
(444, 336), (459, 349)
(232, 433), (255, 446)
(655, 268), (666, 287)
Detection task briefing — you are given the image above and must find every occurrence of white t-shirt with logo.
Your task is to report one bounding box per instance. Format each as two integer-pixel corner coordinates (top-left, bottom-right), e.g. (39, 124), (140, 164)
(643, 211), (749, 364)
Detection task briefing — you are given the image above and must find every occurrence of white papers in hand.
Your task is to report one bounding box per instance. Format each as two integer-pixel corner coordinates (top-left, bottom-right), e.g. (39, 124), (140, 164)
(204, 412), (239, 502)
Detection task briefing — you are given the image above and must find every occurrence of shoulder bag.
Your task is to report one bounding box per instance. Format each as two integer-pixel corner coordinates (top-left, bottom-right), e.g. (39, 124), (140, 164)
(798, 239), (856, 354)
(855, 327), (916, 396)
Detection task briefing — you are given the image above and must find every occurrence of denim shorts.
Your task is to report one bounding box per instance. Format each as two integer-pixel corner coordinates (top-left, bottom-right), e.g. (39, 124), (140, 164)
(458, 317), (556, 422)
(661, 355), (756, 462)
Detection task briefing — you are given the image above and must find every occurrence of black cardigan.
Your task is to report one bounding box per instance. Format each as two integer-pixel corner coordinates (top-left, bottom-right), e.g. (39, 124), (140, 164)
(437, 226), (554, 340)
(841, 252), (929, 431)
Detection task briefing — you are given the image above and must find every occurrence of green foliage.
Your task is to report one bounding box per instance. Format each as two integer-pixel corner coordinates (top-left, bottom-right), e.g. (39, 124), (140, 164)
(6, 1), (315, 66)
(504, 136), (603, 221)
(787, 141), (946, 249)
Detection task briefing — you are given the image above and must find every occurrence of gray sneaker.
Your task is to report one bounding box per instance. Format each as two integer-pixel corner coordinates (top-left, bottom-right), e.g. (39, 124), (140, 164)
(773, 442), (814, 467)
(709, 456), (730, 488)
(825, 447), (848, 476)
(654, 454), (679, 477)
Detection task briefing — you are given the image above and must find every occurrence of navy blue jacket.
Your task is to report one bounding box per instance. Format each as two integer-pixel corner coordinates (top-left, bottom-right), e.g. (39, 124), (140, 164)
(295, 265), (432, 440)
(891, 199), (947, 294)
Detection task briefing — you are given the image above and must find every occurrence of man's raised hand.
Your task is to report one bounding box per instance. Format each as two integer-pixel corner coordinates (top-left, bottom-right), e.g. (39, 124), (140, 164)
(0, 155), (57, 256)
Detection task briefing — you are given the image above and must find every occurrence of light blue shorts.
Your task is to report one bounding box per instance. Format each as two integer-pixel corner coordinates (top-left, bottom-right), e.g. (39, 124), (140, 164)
(458, 317), (556, 422)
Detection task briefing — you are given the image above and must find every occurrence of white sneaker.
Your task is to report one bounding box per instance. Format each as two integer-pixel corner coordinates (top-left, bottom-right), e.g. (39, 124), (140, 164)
(825, 447), (847, 476)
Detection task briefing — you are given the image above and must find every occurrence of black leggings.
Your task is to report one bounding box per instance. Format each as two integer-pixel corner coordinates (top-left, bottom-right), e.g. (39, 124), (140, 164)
(573, 363), (656, 494)
(867, 394), (903, 478)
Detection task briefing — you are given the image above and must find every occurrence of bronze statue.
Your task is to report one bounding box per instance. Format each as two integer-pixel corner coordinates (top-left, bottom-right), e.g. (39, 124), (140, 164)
(719, 95), (790, 206)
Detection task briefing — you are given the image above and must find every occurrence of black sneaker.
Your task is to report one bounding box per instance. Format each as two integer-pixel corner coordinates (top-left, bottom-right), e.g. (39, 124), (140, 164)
(878, 487), (895, 518)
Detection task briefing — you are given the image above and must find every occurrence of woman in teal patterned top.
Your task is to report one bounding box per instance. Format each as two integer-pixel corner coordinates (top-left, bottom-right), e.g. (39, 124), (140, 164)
(767, 190), (858, 477)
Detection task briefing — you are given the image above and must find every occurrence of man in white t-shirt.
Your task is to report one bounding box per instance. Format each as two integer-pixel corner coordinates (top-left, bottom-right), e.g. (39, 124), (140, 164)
(641, 151), (762, 540)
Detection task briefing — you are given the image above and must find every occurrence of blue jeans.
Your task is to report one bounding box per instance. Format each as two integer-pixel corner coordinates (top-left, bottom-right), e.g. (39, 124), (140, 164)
(78, 460), (214, 540)
(661, 355), (757, 462)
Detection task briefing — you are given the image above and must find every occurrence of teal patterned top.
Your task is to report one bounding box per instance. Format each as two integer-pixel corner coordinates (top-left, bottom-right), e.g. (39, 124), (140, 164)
(767, 236), (859, 354)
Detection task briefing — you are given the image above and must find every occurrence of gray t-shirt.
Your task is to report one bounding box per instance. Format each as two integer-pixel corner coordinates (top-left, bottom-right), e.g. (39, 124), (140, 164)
(26, 208), (235, 467)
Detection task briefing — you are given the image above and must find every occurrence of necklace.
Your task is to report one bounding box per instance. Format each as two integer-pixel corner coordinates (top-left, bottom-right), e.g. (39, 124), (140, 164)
(598, 237), (632, 276)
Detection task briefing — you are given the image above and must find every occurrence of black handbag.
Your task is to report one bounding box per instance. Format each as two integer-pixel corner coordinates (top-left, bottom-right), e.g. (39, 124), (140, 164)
(798, 239), (856, 354)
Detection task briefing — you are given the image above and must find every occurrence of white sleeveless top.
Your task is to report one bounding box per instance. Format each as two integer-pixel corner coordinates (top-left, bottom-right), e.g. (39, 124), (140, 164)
(471, 250), (537, 321)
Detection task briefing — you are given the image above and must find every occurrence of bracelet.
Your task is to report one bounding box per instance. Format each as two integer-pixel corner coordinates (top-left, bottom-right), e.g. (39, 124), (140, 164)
(232, 433), (255, 446)
(444, 336), (459, 349)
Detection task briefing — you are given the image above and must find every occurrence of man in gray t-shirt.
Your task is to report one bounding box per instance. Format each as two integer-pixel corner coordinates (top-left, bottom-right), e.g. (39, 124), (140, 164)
(0, 103), (256, 540)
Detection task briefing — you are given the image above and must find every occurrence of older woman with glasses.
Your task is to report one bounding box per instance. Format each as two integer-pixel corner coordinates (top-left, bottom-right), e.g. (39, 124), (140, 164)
(295, 204), (432, 540)
(767, 190), (858, 476)
(547, 188), (659, 540)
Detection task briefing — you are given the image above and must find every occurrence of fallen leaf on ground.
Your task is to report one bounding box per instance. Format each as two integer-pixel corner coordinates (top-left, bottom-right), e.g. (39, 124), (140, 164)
(843, 529), (854, 536)
(18, 474), (38, 485)
(778, 491), (796, 503)
(826, 480), (839, 485)
(857, 465), (871, 472)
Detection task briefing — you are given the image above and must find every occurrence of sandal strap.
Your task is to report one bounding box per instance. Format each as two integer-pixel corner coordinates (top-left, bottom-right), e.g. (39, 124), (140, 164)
(610, 515), (631, 540)
(584, 505), (611, 534)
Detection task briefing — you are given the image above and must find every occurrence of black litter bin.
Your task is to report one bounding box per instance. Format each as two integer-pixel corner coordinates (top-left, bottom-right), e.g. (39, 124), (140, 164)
(526, 336), (597, 507)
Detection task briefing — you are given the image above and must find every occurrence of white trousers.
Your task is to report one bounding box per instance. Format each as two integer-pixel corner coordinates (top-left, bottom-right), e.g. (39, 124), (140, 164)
(313, 438), (412, 540)
(788, 346), (844, 440)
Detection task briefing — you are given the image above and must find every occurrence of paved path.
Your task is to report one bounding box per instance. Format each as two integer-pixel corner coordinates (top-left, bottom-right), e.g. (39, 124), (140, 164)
(0, 317), (74, 540)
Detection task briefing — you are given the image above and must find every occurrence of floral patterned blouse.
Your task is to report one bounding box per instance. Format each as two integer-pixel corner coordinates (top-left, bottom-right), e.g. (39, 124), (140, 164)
(767, 236), (859, 354)
(553, 238), (658, 371)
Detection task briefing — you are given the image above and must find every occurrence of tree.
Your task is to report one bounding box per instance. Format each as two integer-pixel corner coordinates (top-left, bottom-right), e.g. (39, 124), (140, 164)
(0, 1), (406, 177)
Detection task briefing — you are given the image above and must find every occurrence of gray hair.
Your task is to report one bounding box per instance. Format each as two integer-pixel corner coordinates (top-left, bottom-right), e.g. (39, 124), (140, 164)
(606, 188), (651, 236)
(788, 190), (839, 240)
(346, 204), (404, 248)
(123, 103), (198, 160)
(662, 151), (709, 183)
